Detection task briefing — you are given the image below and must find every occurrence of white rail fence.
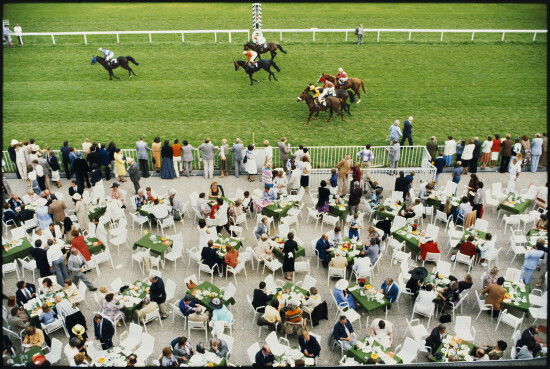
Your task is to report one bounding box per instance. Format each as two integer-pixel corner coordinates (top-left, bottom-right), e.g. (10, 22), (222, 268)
(15, 28), (547, 45)
(2, 145), (436, 180)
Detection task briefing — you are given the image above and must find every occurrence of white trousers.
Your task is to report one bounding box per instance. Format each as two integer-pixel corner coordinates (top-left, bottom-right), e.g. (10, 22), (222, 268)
(203, 159), (214, 179)
(173, 156), (182, 177)
(506, 177), (517, 194)
(16, 160), (28, 180)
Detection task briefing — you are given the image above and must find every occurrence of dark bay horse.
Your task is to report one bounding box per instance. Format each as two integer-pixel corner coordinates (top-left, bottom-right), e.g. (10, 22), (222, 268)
(320, 73), (366, 103)
(91, 55), (139, 80)
(234, 60), (280, 85)
(243, 42), (287, 60)
(296, 89), (344, 124)
(308, 84), (355, 116)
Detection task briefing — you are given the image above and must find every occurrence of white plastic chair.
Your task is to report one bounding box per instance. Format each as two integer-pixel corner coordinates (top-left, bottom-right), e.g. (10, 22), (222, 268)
(10, 226), (27, 240)
(395, 337), (421, 364)
(411, 296), (435, 327)
(18, 257), (37, 282)
(2, 261), (20, 281)
(164, 242), (184, 271)
(42, 316), (69, 338)
(495, 309), (524, 332)
(134, 333), (155, 365)
(198, 261), (219, 283)
(44, 337), (63, 364)
(119, 323), (143, 351)
(140, 308), (163, 333)
(405, 318), (430, 344)
(188, 319), (208, 342)
(327, 266), (346, 284)
(435, 260), (452, 276)
(504, 267), (522, 284)
(453, 251), (473, 273)
(247, 342), (261, 365)
(474, 290), (494, 321)
(110, 277), (123, 292)
(454, 315), (475, 341)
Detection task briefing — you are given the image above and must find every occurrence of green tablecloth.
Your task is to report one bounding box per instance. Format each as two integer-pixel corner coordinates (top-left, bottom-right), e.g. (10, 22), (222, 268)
(137, 200), (171, 218)
(502, 281), (531, 313)
(427, 195), (460, 210)
(88, 205), (107, 221)
(348, 283), (390, 313)
(261, 200), (298, 221)
(329, 238), (363, 264)
(272, 241), (306, 260)
(431, 335), (475, 362)
(86, 237), (106, 255)
(133, 233), (173, 256)
(374, 200), (403, 221)
(391, 224), (421, 252)
(2, 237), (33, 264)
(208, 196), (233, 206)
(347, 338), (402, 364)
(24, 289), (70, 319)
(11, 346), (43, 366)
(270, 282), (310, 305)
(120, 280), (150, 315)
(526, 229), (547, 249)
(497, 193), (533, 214)
(187, 281), (236, 312)
(212, 236), (242, 259)
(329, 199), (349, 219)
(460, 229), (488, 243)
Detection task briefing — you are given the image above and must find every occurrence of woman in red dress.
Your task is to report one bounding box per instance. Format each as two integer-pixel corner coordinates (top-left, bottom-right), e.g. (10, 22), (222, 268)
(70, 229), (91, 261)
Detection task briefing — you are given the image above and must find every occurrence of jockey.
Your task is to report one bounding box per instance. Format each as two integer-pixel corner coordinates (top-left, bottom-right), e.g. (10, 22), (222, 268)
(336, 67), (349, 85)
(308, 84), (325, 107)
(98, 47), (115, 65)
(243, 49), (258, 67)
(317, 79), (335, 103)
(252, 30), (267, 50)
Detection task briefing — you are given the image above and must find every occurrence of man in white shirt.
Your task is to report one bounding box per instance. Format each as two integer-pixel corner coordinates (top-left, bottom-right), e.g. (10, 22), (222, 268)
(272, 170), (288, 197)
(13, 23), (22, 45)
(356, 145), (374, 168)
(327, 226), (343, 246)
(443, 136), (457, 167)
(23, 189), (40, 204)
(32, 228), (48, 245)
(414, 284), (438, 315)
(82, 139), (92, 156)
(506, 158), (521, 194)
(197, 193), (211, 218)
(46, 239), (69, 285)
(369, 318), (394, 348)
(352, 251), (371, 278)
(288, 164), (301, 194)
(294, 146), (304, 162)
(88, 217), (108, 246)
(32, 159), (45, 191)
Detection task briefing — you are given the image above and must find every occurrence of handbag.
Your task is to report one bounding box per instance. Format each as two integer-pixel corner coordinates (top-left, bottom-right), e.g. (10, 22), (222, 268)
(243, 155), (248, 164)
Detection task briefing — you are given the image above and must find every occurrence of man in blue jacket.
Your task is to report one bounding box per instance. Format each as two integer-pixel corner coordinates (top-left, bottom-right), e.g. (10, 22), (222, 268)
(149, 275), (168, 319)
(401, 116), (413, 146)
(94, 314), (115, 349)
(332, 315), (357, 351)
(97, 144), (112, 180)
(60, 141), (73, 180)
(379, 278), (399, 307)
(315, 234), (332, 268)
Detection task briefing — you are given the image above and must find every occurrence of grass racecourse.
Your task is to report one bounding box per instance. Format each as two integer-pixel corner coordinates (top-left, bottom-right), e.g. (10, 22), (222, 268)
(2, 3), (547, 149)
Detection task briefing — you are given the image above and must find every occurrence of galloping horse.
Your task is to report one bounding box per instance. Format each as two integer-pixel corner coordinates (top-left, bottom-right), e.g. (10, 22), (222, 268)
(320, 73), (366, 103)
(91, 55), (139, 80)
(296, 89), (344, 124)
(234, 60), (280, 85)
(243, 42), (287, 60)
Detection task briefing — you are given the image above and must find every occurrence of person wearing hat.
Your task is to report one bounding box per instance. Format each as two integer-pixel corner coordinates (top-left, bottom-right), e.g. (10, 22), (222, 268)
(72, 193), (89, 229)
(126, 157), (141, 194)
(210, 297), (233, 326)
(332, 279), (356, 310)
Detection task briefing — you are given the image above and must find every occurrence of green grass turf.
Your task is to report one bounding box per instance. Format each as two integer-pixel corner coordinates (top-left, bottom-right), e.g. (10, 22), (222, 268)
(2, 3), (547, 149)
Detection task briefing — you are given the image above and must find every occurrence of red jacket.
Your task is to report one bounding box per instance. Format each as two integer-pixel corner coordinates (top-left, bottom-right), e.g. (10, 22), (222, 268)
(420, 241), (440, 261)
(71, 235), (91, 261)
(459, 241), (477, 258)
(337, 71), (348, 79)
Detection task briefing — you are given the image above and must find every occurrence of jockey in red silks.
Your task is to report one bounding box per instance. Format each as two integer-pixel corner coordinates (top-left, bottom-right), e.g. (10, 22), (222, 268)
(243, 49), (258, 67)
(336, 67), (349, 85)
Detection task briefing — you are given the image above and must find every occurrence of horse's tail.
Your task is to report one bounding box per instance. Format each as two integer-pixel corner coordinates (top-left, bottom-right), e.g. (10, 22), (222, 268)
(126, 56), (139, 66)
(277, 44), (287, 54)
(348, 90), (356, 104)
(361, 79), (366, 93)
(271, 60), (281, 72)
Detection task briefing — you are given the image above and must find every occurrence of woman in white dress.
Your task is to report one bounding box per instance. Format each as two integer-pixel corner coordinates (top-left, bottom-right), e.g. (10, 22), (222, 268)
(244, 144), (257, 182)
(219, 138), (229, 178)
(254, 233), (275, 261)
(72, 193), (89, 230)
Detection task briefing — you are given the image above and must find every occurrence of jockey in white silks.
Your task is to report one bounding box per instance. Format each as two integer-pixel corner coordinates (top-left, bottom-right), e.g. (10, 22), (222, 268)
(98, 48), (115, 64)
(252, 30), (267, 49)
(317, 79), (335, 106)
(336, 67), (349, 85)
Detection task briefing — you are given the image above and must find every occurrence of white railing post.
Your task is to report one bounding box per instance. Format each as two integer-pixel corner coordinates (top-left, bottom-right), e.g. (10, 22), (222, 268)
(280, 31), (282, 41)
(83, 34), (87, 45)
(471, 32), (475, 41)
(345, 31), (348, 41)
(51, 34), (55, 45)
(408, 31), (411, 41)
(181, 32), (184, 42)
(501, 32), (505, 41)
(440, 32), (443, 41)
(116, 33), (120, 43)
(148, 33), (152, 43)
(533, 32), (537, 42)
(214, 32), (217, 43)
(229, 31), (232, 43)
(377, 31), (380, 42)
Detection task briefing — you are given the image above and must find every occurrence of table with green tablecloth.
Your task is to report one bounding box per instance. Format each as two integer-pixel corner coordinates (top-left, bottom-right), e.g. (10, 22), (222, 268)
(10, 346), (43, 366)
(88, 205), (107, 221)
(2, 237), (32, 264)
(391, 224), (422, 252)
(431, 335), (475, 362)
(85, 237), (106, 255)
(329, 238), (363, 264)
(501, 281), (531, 313)
(133, 233), (173, 257)
(137, 202), (171, 219)
(374, 199), (403, 221)
(427, 195), (460, 211)
(23, 289), (70, 320)
(347, 338), (403, 364)
(212, 236), (242, 258)
(270, 282), (309, 305)
(329, 198), (349, 219)
(497, 193), (533, 214)
(118, 280), (150, 316)
(526, 229), (547, 249)
(272, 240), (306, 260)
(208, 196), (233, 206)
(348, 283), (390, 313)
(187, 281), (235, 312)
(261, 200), (298, 221)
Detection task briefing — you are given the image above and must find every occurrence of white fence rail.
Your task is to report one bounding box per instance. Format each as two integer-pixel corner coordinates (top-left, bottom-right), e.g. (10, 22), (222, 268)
(15, 28), (547, 45)
(2, 145), (436, 180)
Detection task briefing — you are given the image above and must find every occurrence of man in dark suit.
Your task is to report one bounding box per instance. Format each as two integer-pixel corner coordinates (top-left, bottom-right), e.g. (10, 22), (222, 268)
(400, 117), (413, 146)
(332, 315), (357, 351)
(379, 278), (399, 306)
(8, 139), (21, 179)
(3, 202), (18, 226)
(394, 171), (408, 198)
(15, 280), (36, 306)
(68, 180), (83, 197)
(93, 314), (114, 350)
(200, 240), (221, 272)
(516, 326), (542, 356)
(60, 141), (73, 180)
(471, 136), (481, 173)
(299, 330), (321, 358)
(149, 275), (168, 319)
(72, 152), (91, 189)
(15, 204), (34, 224)
(252, 282), (273, 313)
(499, 134), (512, 173)
(315, 234), (332, 268)
(254, 345), (275, 367)
(97, 144), (112, 181)
(425, 324), (446, 355)
(30, 239), (51, 278)
(86, 145), (102, 169)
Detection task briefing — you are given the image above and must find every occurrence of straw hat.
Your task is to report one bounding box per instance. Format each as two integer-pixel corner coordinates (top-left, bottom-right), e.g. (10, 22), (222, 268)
(10, 139), (19, 145)
(35, 198), (47, 207)
(71, 324), (86, 336)
(335, 279), (349, 290)
(72, 193), (82, 201)
(126, 157), (134, 164)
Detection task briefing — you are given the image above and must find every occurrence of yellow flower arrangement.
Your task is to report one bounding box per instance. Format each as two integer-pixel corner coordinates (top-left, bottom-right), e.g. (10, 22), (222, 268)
(206, 363), (214, 367)
(370, 353), (379, 360)
(365, 284), (372, 290)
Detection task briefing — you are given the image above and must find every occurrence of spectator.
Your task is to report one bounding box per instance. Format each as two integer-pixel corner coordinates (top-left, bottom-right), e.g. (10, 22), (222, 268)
(113, 148), (126, 183)
(126, 157), (140, 195)
(426, 136), (438, 161)
(443, 136), (457, 167)
(178, 295), (208, 323)
(400, 117), (413, 145)
(348, 182), (362, 216)
(315, 234), (332, 268)
(299, 330), (321, 358)
(244, 144), (257, 182)
(198, 138), (218, 180)
(170, 336), (193, 364)
(357, 144), (374, 167)
(352, 250), (372, 277)
(482, 267), (500, 289)
(480, 277), (506, 317)
(93, 314), (114, 350)
(521, 242), (545, 284)
(171, 139), (183, 177)
(451, 161), (463, 185)
(499, 134), (512, 173)
(135, 137), (151, 178)
(299, 155), (312, 192)
(455, 140), (465, 163)
(389, 119), (402, 143)
(254, 345), (275, 367)
(387, 140), (401, 171)
(379, 278), (399, 305)
(336, 154), (352, 196)
(282, 232), (299, 281)
(22, 326), (45, 350)
(369, 319), (394, 348)
(252, 281), (273, 313)
(530, 133), (543, 172)
(419, 237), (440, 261)
(471, 136), (482, 173)
(224, 244), (239, 269)
(39, 303), (57, 326)
(332, 316), (357, 351)
(480, 136), (493, 169)
(68, 248), (97, 291)
(230, 138), (244, 178)
(278, 137), (290, 170)
(506, 157), (522, 194)
(461, 140), (475, 175)
(254, 217), (270, 239)
(159, 346), (178, 367)
(355, 24), (364, 45)
(458, 274), (474, 294)
(490, 134), (501, 168)
(149, 275), (168, 319)
(332, 279), (356, 310)
(102, 293), (122, 326)
(210, 337), (229, 358)
(425, 324), (446, 356)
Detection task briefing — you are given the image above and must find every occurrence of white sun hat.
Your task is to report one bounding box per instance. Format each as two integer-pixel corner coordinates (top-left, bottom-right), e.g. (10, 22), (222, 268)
(335, 279), (349, 290)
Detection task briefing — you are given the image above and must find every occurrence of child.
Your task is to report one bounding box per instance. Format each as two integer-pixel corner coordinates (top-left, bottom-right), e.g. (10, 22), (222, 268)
(329, 168), (338, 190)
(347, 214), (360, 240)
(39, 304), (57, 325)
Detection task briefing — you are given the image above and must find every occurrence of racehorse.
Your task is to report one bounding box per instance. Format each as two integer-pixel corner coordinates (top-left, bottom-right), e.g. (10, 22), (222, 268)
(243, 42), (287, 60)
(234, 60), (280, 86)
(91, 55), (139, 80)
(296, 89), (344, 124)
(309, 84), (355, 116)
(319, 73), (366, 103)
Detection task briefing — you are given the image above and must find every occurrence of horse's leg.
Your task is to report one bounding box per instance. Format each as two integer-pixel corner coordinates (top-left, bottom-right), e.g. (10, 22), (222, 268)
(130, 67), (137, 76)
(271, 69), (278, 81)
(249, 72), (254, 85)
(355, 87), (361, 103)
(111, 70), (119, 80)
(327, 108), (333, 123)
(270, 50), (275, 60)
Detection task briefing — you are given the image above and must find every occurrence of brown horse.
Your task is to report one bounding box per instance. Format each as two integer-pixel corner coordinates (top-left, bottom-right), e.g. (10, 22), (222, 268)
(243, 42), (287, 60)
(296, 89), (344, 124)
(320, 73), (366, 103)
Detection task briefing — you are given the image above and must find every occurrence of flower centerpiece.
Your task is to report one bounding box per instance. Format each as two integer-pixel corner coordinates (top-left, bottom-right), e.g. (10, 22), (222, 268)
(411, 224), (418, 232)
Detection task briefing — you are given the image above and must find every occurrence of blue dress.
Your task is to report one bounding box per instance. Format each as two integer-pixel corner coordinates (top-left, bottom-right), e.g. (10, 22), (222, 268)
(35, 205), (52, 229)
(333, 287), (357, 310)
(161, 157), (176, 179)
